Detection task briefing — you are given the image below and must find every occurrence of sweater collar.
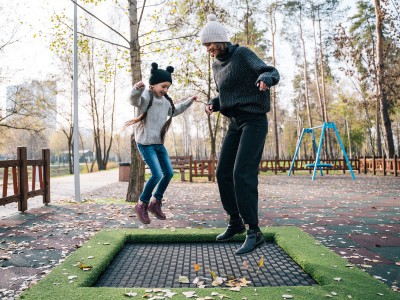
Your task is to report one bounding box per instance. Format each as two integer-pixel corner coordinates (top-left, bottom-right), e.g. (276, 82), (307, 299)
(216, 43), (239, 61)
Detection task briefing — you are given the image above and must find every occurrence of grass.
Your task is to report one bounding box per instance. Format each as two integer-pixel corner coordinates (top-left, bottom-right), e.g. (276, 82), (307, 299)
(20, 227), (398, 300)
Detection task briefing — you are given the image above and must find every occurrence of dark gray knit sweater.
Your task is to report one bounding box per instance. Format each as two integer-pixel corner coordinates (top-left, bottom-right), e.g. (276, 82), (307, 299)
(210, 44), (280, 116)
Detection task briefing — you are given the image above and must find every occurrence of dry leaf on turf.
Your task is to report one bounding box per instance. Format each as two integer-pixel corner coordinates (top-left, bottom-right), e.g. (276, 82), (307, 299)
(182, 291), (197, 298)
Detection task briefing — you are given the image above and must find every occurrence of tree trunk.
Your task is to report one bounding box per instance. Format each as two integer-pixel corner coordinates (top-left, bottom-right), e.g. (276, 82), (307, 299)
(317, 12), (333, 159)
(126, 0), (145, 202)
(374, 0), (395, 158)
(299, 7), (313, 132)
(268, 4), (279, 159)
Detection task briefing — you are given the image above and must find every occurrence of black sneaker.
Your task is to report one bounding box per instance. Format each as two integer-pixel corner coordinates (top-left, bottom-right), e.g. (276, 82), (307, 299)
(235, 229), (265, 255)
(216, 219), (246, 241)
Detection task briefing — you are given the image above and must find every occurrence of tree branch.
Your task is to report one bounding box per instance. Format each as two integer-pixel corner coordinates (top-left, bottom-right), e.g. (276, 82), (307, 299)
(140, 33), (198, 47)
(70, 0), (130, 46)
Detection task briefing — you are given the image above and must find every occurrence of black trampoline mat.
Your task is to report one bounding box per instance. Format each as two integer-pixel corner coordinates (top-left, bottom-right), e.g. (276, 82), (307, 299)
(95, 242), (316, 288)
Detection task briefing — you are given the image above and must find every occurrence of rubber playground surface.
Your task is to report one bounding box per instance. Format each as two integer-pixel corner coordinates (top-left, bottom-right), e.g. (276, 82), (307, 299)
(0, 170), (399, 298)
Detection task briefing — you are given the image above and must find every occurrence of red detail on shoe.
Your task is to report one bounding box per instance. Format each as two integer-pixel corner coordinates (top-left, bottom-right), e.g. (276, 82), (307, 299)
(135, 203), (150, 224)
(148, 200), (166, 220)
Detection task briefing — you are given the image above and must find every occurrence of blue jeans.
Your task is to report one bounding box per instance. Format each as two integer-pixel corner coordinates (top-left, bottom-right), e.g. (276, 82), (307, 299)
(136, 143), (174, 204)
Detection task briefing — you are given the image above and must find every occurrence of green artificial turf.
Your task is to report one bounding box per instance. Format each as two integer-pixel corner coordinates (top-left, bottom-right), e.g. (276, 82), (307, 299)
(20, 227), (398, 300)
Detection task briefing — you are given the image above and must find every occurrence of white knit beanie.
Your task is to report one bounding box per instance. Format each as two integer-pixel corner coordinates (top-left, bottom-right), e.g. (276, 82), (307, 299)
(199, 14), (229, 44)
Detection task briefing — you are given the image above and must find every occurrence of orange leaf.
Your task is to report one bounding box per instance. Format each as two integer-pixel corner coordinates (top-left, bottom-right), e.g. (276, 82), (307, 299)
(193, 263), (201, 272)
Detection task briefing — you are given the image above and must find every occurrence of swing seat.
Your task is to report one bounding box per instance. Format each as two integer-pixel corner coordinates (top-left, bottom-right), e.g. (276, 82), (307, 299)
(306, 163), (333, 168)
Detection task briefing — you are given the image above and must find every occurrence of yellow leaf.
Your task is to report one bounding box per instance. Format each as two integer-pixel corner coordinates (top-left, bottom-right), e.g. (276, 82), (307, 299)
(258, 255), (264, 269)
(209, 269), (217, 280)
(193, 263), (201, 272)
(78, 262), (92, 270)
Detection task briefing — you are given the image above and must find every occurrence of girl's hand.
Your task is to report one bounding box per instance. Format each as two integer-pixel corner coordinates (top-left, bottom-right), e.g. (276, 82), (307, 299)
(191, 96), (198, 102)
(134, 81), (145, 90)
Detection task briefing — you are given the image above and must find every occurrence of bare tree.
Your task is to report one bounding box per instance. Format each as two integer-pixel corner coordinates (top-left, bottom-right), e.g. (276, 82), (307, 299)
(374, 0), (395, 157)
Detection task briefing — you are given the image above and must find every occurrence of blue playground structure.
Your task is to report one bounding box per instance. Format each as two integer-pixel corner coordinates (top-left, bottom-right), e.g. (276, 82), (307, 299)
(288, 122), (356, 180)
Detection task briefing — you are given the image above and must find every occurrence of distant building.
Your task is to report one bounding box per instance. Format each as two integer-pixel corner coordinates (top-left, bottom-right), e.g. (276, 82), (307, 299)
(6, 80), (57, 129)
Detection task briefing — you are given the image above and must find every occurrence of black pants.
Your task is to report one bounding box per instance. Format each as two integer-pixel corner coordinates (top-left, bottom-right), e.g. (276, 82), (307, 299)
(216, 112), (268, 225)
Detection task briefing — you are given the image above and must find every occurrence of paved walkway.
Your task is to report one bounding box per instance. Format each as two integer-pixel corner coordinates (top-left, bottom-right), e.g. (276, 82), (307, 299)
(0, 169), (120, 219)
(0, 170), (399, 299)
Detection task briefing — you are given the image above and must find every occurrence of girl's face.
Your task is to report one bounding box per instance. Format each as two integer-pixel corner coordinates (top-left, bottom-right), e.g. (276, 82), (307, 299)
(151, 81), (171, 98)
(203, 43), (221, 57)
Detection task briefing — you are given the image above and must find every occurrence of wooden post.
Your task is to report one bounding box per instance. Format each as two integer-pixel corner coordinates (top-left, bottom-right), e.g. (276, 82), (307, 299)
(43, 149), (51, 204)
(363, 155), (367, 174)
(383, 155), (386, 176)
(18, 147), (28, 212)
(12, 166), (18, 194)
(2, 167), (8, 197)
(32, 165), (36, 191)
(373, 155), (376, 175)
(211, 154), (216, 182)
(189, 155), (193, 182)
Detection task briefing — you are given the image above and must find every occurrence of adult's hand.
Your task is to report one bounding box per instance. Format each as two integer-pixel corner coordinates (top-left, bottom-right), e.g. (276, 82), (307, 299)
(205, 104), (214, 115)
(257, 81), (269, 91)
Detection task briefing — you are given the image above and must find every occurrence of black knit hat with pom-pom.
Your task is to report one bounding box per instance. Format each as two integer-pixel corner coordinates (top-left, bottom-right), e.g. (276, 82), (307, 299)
(149, 62), (174, 85)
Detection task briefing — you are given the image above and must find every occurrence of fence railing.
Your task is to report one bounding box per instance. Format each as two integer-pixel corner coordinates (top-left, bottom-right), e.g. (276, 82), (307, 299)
(259, 155), (398, 176)
(0, 147), (50, 212)
(169, 155), (398, 181)
(359, 155), (399, 176)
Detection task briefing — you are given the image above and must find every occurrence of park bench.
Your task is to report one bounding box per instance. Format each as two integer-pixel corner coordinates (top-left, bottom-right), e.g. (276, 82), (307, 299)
(169, 155), (192, 182)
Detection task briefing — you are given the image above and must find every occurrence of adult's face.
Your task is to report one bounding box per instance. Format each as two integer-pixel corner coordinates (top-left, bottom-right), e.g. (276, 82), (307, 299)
(203, 43), (221, 58)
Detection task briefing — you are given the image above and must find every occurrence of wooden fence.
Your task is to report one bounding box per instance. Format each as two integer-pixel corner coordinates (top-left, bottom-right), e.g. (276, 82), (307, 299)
(0, 147), (50, 212)
(259, 155), (399, 176)
(359, 155), (399, 176)
(170, 155), (399, 181)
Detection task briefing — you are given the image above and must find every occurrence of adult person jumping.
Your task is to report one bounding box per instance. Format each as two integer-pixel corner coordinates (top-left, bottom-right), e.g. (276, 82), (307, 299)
(200, 14), (280, 255)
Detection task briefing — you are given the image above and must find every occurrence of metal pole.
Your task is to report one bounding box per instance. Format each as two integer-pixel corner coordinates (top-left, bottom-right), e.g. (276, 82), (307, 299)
(73, 1), (81, 201)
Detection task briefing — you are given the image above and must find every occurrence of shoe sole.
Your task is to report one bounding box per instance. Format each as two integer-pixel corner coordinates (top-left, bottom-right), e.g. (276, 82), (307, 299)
(148, 210), (166, 220)
(216, 228), (246, 242)
(235, 239), (266, 256)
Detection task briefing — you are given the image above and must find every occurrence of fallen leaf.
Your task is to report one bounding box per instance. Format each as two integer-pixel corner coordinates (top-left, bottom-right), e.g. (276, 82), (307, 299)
(164, 291), (176, 298)
(182, 291), (197, 298)
(333, 277), (341, 282)
(258, 255), (264, 270)
(282, 295), (293, 299)
(193, 263), (201, 272)
(178, 276), (190, 284)
(242, 260), (250, 270)
(209, 269), (217, 280)
(124, 292), (137, 297)
(229, 286), (241, 292)
(78, 262), (93, 271)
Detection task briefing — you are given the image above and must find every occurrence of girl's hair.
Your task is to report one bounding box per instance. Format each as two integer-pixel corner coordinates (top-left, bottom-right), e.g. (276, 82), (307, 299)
(124, 89), (175, 143)
(160, 93), (175, 143)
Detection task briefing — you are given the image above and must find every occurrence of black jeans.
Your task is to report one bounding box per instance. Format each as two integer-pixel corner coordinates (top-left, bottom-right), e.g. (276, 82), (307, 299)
(216, 112), (268, 225)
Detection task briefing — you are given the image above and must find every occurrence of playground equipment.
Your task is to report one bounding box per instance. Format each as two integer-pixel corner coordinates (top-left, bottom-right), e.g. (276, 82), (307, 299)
(288, 122), (356, 180)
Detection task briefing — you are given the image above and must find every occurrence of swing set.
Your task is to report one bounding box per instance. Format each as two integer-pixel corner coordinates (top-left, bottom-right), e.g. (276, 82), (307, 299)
(288, 122), (356, 180)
